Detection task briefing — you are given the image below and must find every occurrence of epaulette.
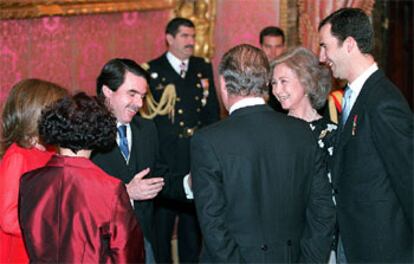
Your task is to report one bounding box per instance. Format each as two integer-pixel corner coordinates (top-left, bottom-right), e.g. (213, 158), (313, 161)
(141, 62), (150, 71)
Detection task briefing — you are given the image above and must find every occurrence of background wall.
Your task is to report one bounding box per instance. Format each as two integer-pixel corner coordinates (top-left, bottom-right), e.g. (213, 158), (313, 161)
(1, 0), (411, 110)
(0, 0), (281, 109)
(0, 10), (170, 102)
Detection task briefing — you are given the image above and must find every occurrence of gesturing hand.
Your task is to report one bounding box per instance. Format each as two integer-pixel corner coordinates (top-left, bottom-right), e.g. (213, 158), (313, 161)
(126, 168), (164, 201)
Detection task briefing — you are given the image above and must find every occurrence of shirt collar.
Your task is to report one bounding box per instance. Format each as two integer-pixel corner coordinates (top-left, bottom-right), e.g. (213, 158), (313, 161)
(166, 52), (189, 74)
(229, 97), (266, 114)
(348, 63), (378, 94)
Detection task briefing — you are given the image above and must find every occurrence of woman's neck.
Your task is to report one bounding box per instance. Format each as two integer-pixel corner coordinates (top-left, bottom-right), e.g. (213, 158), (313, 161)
(288, 102), (321, 122)
(59, 148), (91, 158)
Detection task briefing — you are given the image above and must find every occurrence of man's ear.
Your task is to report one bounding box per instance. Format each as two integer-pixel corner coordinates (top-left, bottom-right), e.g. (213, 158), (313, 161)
(166, 34), (174, 46)
(219, 75), (229, 109)
(102, 85), (113, 98)
(345, 36), (356, 53)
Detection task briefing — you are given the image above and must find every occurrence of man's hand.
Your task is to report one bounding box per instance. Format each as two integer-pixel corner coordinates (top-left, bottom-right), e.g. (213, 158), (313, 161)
(126, 168), (164, 200)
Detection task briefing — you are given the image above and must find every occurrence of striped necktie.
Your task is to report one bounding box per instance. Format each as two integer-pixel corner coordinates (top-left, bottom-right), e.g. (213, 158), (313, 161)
(179, 61), (187, 78)
(341, 86), (353, 126)
(117, 125), (129, 160)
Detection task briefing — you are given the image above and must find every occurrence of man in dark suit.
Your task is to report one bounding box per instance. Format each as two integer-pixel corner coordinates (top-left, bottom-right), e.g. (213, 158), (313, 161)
(319, 8), (413, 263)
(142, 17), (220, 263)
(91, 58), (189, 263)
(191, 44), (336, 263)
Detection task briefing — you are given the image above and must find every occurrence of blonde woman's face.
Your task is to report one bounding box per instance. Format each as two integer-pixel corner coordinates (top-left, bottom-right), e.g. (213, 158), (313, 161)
(271, 63), (307, 111)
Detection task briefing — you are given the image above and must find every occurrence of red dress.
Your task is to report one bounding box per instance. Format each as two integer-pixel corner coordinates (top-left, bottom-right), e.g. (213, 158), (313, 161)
(19, 155), (144, 263)
(0, 143), (53, 263)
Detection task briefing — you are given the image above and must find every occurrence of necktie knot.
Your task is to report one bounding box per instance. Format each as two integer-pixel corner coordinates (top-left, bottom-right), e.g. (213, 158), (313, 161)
(180, 61), (187, 78)
(117, 125), (129, 160)
(118, 125), (127, 138)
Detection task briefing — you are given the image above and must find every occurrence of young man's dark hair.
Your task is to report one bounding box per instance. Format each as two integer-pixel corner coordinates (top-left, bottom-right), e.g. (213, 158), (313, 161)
(318, 8), (373, 53)
(259, 26), (285, 45)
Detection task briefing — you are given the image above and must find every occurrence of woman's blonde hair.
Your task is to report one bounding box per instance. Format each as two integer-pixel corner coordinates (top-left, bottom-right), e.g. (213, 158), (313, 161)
(1, 79), (67, 157)
(271, 46), (332, 109)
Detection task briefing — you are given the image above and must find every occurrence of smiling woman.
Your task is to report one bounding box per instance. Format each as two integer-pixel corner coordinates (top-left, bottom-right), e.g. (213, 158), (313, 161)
(0, 0), (175, 19)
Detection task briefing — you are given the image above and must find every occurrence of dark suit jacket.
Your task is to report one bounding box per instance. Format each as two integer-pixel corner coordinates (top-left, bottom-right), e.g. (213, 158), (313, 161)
(333, 69), (413, 262)
(19, 155), (144, 263)
(91, 116), (186, 259)
(191, 104), (336, 263)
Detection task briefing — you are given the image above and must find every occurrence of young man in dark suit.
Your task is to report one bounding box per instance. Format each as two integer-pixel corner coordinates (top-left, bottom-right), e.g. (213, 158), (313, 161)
(91, 58), (190, 263)
(319, 8), (413, 263)
(191, 44), (336, 263)
(142, 17), (220, 263)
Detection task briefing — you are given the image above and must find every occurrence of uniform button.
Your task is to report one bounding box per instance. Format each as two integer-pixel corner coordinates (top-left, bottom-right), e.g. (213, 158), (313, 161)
(198, 121), (202, 125)
(176, 97), (181, 102)
(196, 83), (201, 88)
(261, 244), (268, 251)
(179, 121), (184, 127)
(179, 134), (183, 138)
(196, 108), (201, 112)
(195, 96), (199, 100)
(178, 109), (183, 114)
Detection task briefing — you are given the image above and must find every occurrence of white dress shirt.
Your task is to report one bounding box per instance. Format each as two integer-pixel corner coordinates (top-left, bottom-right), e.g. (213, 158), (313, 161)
(166, 52), (189, 75)
(347, 63), (378, 111)
(229, 97), (266, 114)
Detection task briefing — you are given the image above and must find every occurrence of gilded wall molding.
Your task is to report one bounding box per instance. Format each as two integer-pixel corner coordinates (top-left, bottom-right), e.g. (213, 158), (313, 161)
(0, 0), (176, 20)
(174, 0), (216, 59)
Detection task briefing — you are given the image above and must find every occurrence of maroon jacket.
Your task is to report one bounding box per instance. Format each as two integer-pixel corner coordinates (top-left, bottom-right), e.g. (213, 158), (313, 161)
(19, 155), (144, 263)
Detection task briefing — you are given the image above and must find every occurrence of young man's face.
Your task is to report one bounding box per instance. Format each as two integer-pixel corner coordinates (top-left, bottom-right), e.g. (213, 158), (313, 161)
(103, 71), (147, 124)
(319, 23), (349, 80)
(167, 25), (196, 60)
(261, 35), (285, 61)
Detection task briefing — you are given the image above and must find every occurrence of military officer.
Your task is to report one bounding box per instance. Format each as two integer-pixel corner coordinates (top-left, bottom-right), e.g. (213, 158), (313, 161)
(141, 17), (220, 263)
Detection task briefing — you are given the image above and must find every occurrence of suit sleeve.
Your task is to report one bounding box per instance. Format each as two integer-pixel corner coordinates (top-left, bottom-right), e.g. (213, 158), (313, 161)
(0, 152), (26, 235)
(149, 121), (187, 201)
(108, 183), (145, 263)
(300, 146), (336, 262)
(191, 133), (244, 262)
(371, 96), (413, 229)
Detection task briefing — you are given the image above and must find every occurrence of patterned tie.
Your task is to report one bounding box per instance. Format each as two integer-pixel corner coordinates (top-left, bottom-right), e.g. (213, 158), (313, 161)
(341, 86), (353, 127)
(179, 61), (187, 78)
(118, 125), (129, 160)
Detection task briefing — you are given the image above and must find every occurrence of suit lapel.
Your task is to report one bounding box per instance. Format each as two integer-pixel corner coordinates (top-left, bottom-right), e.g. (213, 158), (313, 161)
(333, 70), (383, 181)
(337, 70), (383, 147)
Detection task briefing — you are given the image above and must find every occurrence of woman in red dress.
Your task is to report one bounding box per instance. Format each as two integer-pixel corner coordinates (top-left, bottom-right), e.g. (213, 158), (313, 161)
(19, 93), (144, 263)
(0, 79), (67, 263)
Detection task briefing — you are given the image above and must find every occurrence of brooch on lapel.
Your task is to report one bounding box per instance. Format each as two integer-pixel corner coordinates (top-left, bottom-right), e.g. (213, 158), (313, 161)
(200, 78), (209, 106)
(352, 115), (358, 136)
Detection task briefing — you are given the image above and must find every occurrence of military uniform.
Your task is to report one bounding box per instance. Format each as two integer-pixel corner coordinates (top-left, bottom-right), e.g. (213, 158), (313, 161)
(144, 53), (220, 263)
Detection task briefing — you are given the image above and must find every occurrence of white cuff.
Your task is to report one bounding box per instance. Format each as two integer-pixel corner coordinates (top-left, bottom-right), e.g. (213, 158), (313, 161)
(183, 174), (194, 199)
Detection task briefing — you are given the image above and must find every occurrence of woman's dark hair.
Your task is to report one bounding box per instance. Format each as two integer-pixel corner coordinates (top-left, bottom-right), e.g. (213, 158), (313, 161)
(39, 92), (117, 153)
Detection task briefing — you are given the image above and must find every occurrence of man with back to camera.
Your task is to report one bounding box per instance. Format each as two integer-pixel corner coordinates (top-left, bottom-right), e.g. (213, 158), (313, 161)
(191, 44), (336, 263)
(259, 26), (286, 112)
(319, 8), (413, 263)
(142, 17), (220, 263)
(91, 58), (192, 263)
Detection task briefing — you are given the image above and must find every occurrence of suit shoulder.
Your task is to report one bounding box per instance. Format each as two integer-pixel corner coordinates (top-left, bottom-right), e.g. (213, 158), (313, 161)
(147, 55), (165, 69)
(191, 56), (212, 66)
(133, 115), (157, 130)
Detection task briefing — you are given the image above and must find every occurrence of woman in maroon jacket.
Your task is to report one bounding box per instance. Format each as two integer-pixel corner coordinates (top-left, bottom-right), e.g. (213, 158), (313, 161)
(19, 92), (145, 263)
